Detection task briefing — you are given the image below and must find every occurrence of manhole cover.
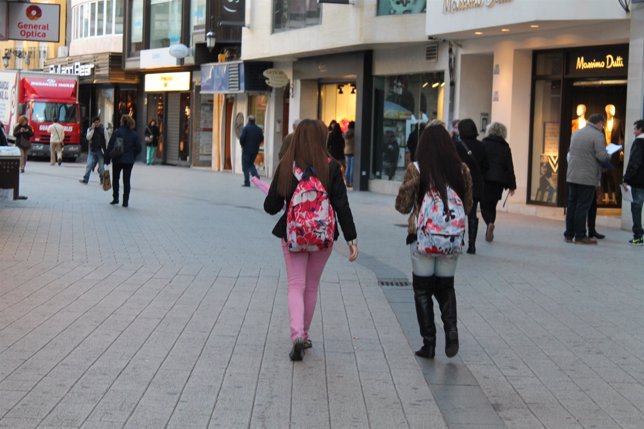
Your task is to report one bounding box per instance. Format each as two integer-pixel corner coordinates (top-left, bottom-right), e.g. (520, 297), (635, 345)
(378, 278), (411, 287)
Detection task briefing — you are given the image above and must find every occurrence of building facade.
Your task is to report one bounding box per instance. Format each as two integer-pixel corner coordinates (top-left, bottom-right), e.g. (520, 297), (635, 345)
(426, 0), (641, 228)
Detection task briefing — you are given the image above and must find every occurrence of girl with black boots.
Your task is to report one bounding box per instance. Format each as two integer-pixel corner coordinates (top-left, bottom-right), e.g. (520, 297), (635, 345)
(395, 125), (472, 358)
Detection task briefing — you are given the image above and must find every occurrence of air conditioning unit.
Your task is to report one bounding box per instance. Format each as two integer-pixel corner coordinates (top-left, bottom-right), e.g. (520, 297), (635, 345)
(57, 46), (69, 58)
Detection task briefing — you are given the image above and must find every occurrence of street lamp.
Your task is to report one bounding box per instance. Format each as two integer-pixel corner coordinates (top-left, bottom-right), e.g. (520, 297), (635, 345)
(2, 49), (30, 68)
(205, 31), (216, 51)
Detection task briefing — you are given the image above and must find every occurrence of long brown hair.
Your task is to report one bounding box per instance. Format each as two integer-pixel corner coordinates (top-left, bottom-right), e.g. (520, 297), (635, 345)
(275, 119), (330, 197)
(416, 124), (466, 208)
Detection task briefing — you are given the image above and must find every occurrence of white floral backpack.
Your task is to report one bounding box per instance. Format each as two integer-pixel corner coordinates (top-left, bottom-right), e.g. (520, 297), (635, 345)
(414, 163), (466, 256)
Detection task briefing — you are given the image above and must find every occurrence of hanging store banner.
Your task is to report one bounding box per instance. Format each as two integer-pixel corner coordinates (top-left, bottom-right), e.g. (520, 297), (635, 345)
(7, 2), (60, 42)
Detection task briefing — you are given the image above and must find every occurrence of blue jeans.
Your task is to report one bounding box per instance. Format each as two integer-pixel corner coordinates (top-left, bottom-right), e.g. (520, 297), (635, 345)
(345, 155), (354, 187)
(565, 183), (596, 240)
(242, 151), (259, 185)
(631, 186), (644, 239)
(83, 150), (104, 182)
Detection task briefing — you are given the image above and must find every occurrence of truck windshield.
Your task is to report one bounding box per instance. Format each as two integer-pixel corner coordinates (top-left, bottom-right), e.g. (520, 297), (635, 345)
(31, 102), (78, 123)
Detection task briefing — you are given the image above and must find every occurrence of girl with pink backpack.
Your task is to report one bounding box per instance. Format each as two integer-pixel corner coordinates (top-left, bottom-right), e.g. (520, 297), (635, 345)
(264, 119), (358, 361)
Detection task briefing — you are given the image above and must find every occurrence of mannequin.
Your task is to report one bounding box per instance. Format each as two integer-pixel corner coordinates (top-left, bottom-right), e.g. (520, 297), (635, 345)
(571, 104), (587, 132)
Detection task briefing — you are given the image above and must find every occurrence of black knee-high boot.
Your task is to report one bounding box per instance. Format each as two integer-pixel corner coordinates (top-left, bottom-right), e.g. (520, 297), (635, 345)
(467, 217), (479, 254)
(412, 274), (436, 358)
(435, 276), (459, 358)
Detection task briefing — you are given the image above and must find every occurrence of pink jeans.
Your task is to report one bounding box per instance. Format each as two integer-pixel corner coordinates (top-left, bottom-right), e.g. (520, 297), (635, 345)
(281, 241), (333, 342)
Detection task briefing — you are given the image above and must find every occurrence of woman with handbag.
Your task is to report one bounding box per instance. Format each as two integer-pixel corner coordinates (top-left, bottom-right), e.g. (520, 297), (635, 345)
(264, 119), (358, 362)
(395, 124), (472, 359)
(13, 116), (34, 173)
(144, 119), (160, 165)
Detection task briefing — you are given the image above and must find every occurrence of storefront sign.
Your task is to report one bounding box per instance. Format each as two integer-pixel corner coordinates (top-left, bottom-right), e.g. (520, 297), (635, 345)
(443, 0), (511, 14)
(263, 69), (289, 88)
(7, 2), (60, 42)
(48, 62), (95, 77)
(575, 55), (625, 71)
(145, 72), (191, 92)
(140, 48), (178, 69)
(566, 45), (628, 78)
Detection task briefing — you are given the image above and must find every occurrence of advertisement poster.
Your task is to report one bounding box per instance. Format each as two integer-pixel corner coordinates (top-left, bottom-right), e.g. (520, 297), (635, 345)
(8, 2), (60, 43)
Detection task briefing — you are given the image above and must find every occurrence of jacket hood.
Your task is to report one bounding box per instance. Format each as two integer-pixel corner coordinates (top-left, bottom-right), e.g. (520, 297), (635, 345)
(458, 119), (478, 138)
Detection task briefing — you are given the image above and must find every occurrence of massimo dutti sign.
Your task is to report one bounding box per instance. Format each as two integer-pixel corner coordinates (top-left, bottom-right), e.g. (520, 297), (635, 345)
(443, 0), (511, 13)
(566, 45), (628, 78)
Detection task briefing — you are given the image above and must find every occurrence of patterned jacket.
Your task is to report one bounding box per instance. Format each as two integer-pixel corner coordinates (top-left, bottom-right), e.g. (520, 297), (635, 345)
(395, 162), (473, 244)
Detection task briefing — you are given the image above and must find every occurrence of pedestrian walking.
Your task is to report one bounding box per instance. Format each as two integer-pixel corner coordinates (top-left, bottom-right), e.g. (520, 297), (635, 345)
(457, 119), (488, 254)
(623, 118), (644, 246)
(264, 119), (358, 362)
(144, 119), (160, 165)
(47, 118), (65, 166)
(13, 115), (34, 173)
(327, 121), (345, 169)
(105, 115), (142, 207)
(395, 124), (472, 359)
(80, 117), (107, 184)
(240, 115), (264, 187)
(481, 122), (516, 242)
(343, 121), (355, 188)
(383, 130), (400, 180)
(564, 114), (610, 244)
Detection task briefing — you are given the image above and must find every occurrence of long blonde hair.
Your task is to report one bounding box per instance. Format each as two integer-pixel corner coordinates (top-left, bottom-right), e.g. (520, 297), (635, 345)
(275, 119), (330, 197)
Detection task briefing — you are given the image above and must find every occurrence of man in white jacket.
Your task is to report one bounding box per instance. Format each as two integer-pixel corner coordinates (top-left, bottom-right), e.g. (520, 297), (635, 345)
(47, 118), (66, 166)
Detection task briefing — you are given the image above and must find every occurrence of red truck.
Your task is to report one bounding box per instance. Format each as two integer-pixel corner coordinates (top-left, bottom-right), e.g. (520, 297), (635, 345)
(0, 70), (81, 161)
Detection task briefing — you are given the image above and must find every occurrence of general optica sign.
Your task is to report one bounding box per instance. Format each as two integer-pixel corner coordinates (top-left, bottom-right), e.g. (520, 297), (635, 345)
(8, 2), (60, 43)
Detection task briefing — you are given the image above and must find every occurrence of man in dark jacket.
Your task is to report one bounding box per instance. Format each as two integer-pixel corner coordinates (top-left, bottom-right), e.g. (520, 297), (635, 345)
(239, 115), (264, 187)
(105, 115), (142, 207)
(457, 119), (489, 254)
(623, 119), (644, 246)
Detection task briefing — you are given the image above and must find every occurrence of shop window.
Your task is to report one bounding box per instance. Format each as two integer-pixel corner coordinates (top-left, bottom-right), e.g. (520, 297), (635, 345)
(71, 0), (124, 40)
(371, 72), (444, 182)
(248, 95), (268, 171)
(377, 0), (426, 15)
(273, 0), (320, 32)
(130, 0), (144, 55)
(319, 83), (356, 131)
(194, 92), (213, 167)
(529, 79), (561, 205)
(150, 0), (182, 49)
(190, 0), (206, 46)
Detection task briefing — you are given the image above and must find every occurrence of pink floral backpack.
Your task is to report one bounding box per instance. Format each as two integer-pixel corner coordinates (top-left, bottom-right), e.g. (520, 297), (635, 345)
(415, 164), (466, 255)
(286, 163), (336, 252)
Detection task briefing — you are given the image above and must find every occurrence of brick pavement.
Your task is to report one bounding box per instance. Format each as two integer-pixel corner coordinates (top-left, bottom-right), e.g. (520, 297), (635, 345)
(1, 160), (643, 428)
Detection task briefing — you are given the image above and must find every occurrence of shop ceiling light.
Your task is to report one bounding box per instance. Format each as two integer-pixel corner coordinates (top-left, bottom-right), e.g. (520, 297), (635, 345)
(440, 82), (445, 87)
(337, 84), (344, 94)
(501, 28), (510, 32)
(530, 24), (539, 28)
(432, 82), (440, 88)
(474, 31), (483, 35)
(422, 82), (429, 88)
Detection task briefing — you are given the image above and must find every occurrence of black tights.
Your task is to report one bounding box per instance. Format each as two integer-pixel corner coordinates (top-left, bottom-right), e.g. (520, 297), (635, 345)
(112, 163), (133, 202)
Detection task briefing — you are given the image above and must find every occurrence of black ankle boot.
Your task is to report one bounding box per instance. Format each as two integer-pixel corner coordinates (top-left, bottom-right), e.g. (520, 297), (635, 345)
(435, 277), (459, 358)
(110, 198), (119, 205)
(412, 274), (437, 359)
(467, 217), (479, 254)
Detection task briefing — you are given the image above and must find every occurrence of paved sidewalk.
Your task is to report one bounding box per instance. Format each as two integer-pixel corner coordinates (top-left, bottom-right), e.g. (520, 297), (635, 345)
(1, 161), (643, 428)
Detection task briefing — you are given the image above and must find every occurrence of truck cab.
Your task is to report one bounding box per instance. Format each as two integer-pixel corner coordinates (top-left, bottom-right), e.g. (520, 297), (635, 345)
(27, 100), (81, 161)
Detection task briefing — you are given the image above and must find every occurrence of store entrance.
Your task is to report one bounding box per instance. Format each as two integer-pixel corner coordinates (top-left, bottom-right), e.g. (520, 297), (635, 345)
(564, 80), (626, 208)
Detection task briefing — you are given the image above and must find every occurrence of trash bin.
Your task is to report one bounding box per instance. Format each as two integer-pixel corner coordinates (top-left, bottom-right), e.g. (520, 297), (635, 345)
(0, 146), (21, 200)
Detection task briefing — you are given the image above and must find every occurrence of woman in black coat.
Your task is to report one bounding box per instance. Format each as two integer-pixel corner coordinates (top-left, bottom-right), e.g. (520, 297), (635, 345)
(456, 119), (489, 254)
(481, 122), (516, 242)
(105, 115), (142, 207)
(326, 122), (345, 168)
